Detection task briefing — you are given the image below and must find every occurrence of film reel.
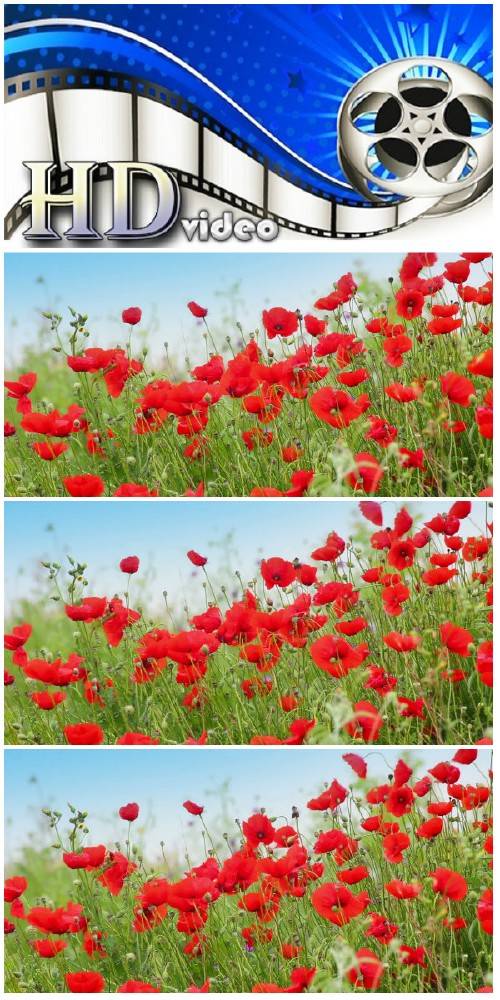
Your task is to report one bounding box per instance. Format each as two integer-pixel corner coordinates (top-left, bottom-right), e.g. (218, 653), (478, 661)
(338, 57), (493, 217)
(4, 57), (493, 240)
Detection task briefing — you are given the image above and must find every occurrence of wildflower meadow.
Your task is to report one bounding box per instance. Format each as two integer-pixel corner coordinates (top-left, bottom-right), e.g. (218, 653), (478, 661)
(4, 252), (492, 498)
(4, 500), (492, 747)
(4, 749), (493, 993)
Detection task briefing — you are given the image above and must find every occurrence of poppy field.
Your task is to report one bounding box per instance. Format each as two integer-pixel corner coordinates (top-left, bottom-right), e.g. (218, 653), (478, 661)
(4, 748), (493, 993)
(4, 253), (493, 498)
(4, 500), (492, 747)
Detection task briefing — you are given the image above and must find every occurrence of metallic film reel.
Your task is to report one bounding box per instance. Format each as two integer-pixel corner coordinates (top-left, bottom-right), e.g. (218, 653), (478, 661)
(338, 57), (493, 217)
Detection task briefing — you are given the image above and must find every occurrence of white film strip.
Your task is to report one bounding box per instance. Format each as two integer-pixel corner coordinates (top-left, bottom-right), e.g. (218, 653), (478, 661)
(4, 69), (441, 240)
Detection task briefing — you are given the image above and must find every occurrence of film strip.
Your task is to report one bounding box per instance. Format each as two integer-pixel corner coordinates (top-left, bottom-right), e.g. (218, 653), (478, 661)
(4, 68), (444, 241)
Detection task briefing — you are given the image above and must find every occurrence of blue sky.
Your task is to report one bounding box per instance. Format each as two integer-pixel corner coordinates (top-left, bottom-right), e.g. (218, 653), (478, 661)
(6, 252), (489, 366)
(5, 747), (490, 865)
(5, 499), (488, 615)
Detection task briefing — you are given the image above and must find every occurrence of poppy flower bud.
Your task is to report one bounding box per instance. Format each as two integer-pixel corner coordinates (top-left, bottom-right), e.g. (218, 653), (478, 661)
(119, 802), (139, 822)
(122, 306), (142, 326)
(119, 556), (140, 575)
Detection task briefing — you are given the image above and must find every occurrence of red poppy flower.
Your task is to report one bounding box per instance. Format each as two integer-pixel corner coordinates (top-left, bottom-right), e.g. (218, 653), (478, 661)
(309, 387), (361, 429)
(4, 624), (32, 650)
(63, 474), (105, 497)
(310, 635), (364, 678)
(192, 355), (224, 384)
(440, 622), (473, 657)
(4, 372), (37, 413)
(440, 372), (475, 406)
(399, 447), (425, 469)
(453, 749), (478, 764)
(303, 314), (327, 337)
(345, 701), (382, 742)
(386, 879), (422, 900)
(281, 445), (302, 463)
(310, 530), (346, 562)
(122, 307), (142, 325)
(428, 802), (453, 816)
(400, 945), (426, 967)
(338, 368), (370, 387)
(461, 253), (491, 262)
(119, 802), (139, 822)
(428, 314), (463, 335)
(430, 867), (467, 901)
(261, 557), (296, 589)
(4, 876), (28, 902)
(32, 938), (68, 957)
(468, 348), (493, 378)
(311, 883), (369, 926)
(307, 779), (348, 811)
(421, 567), (457, 586)
(113, 483), (159, 497)
(428, 762), (460, 784)
(99, 853), (137, 895)
(342, 752), (367, 779)
(444, 260), (470, 284)
(313, 829), (351, 855)
(27, 901), (86, 935)
(383, 333), (413, 368)
(63, 845), (107, 870)
(262, 307), (298, 340)
(30, 691), (66, 711)
(382, 582), (410, 617)
(242, 813), (275, 847)
(387, 539), (415, 570)
(187, 550), (207, 568)
(365, 415), (397, 447)
(117, 982), (160, 993)
(385, 784), (414, 818)
(116, 731), (159, 746)
(382, 632), (421, 653)
(66, 971), (105, 993)
(411, 777), (432, 797)
(395, 287), (425, 319)
(345, 453), (384, 495)
(366, 911), (398, 943)
(416, 817), (443, 839)
(120, 556), (140, 574)
(383, 831), (410, 864)
(64, 723), (104, 745)
(65, 596), (107, 622)
(337, 865), (369, 885)
(385, 381), (423, 403)
(32, 440), (68, 461)
(346, 949), (384, 991)
(183, 800), (204, 816)
(22, 403), (85, 437)
(477, 888), (493, 934)
(359, 501), (383, 526)
(187, 301), (208, 319)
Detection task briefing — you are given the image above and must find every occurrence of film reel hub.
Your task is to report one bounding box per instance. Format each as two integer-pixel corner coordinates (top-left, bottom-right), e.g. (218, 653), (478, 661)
(338, 57), (493, 215)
